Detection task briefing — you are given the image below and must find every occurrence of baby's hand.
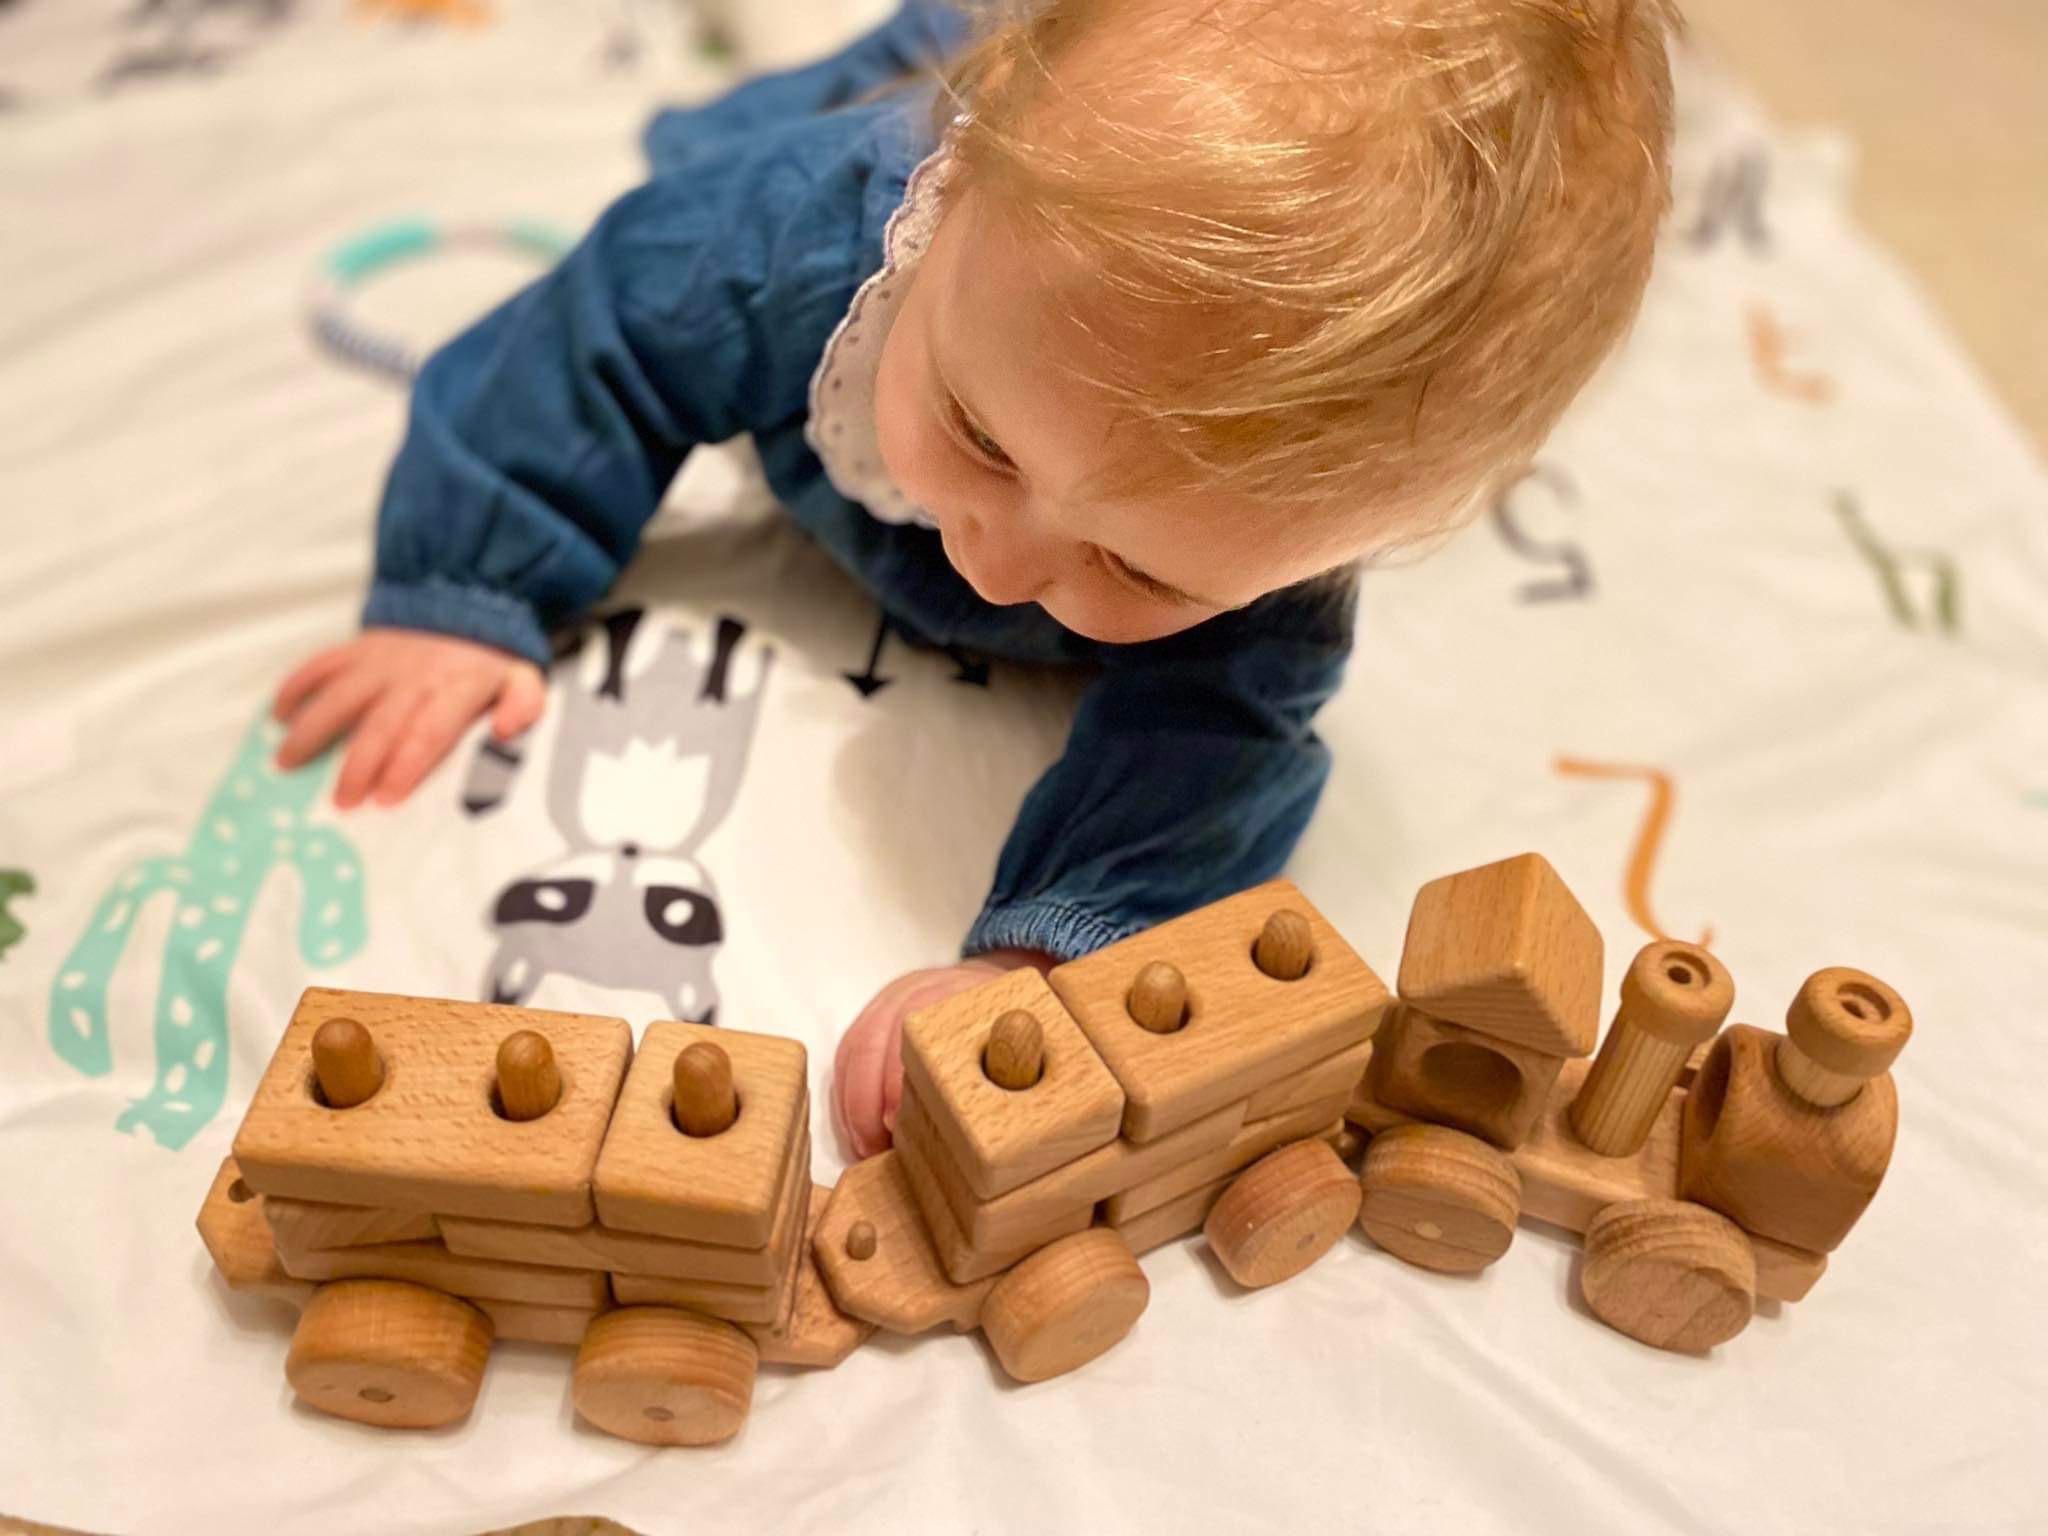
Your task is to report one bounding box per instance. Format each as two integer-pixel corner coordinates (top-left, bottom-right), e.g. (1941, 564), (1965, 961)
(272, 628), (546, 809)
(832, 949), (1056, 1160)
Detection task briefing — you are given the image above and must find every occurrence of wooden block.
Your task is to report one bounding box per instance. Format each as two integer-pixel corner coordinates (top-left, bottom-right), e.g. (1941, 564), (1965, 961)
(594, 1020), (806, 1247)
(980, 1229), (1150, 1384)
(900, 967), (1125, 1199)
(474, 1299), (602, 1347)
(1243, 1038), (1374, 1120)
(279, 1235), (611, 1308)
(1104, 1098), (1348, 1223)
(572, 1307), (757, 1447)
(1364, 1005), (1565, 1152)
(265, 1197), (439, 1263)
(1114, 1172), (1235, 1256)
(196, 1157), (311, 1303)
(286, 1280), (493, 1430)
(1349, 1051), (1829, 1303)
(745, 1185), (876, 1368)
(232, 988), (631, 1227)
(442, 1123), (809, 1285)
(894, 1094), (1094, 1283)
(1581, 1200), (1756, 1353)
(1569, 941), (1733, 1157)
(1049, 879), (1390, 1142)
(1356, 1124), (1521, 1274)
(610, 1264), (788, 1327)
(812, 1152), (995, 1334)
(1679, 1024), (1899, 1253)
(1396, 853), (1602, 1057)
(904, 1095), (1247, 1254)
(1203, 1139), (1361, 1288)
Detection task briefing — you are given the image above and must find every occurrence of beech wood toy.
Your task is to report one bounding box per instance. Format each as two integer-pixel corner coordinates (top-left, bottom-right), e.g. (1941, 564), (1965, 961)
(199, 857), (1916, 1446)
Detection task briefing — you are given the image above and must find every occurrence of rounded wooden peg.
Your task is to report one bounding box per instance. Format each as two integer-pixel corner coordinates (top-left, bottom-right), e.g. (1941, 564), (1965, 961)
(1570, 942), (1734, 1157)
(1252, 908), (1314, 981)
(982, 1010), (1045, 1091)
(1126, 961), (1189, 1034)
(311, 1017), (383, 1109)
(572, 1307), (758, 1447)
(981, 1228), (1149, 1384)
(495, 1029), (561, 1121)
(286, 1280), (493, 1429)
(672, 1041), (738, 1137)
(844, 1220), (878, 1262)
(1777, 967), (1912, 1108)
(1205, 1139), (1361, 1288)
(1357, 1124), (1521, 1274)
(1581, 1199), (1756, 1353)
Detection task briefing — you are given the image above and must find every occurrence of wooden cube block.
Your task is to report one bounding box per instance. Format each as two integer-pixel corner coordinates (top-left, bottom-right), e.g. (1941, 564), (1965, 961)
(1679, 1024), (1899, 1253)
(894, 1093), (1095, 1283)
(1049, 880), (1389, 1142)
(594, 1021), (806, 1247)
(1397, 853), (1602, 1057)
(279, 1235), (611, 1308)
(444, 1121), (808, 1284)
(900, 967), (1125, 1199)
(265, 1197), (439, 1263)
(1104, 1099), (1347, 1223)
(232, 988), (631, 1227)
(1243, 1038), (1374, 1120)
(610, 1189), (807, 1327)
(1364, 1005), (1566, 1152)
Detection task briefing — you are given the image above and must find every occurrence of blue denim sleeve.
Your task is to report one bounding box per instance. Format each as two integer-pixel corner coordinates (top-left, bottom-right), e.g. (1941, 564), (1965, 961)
(962, 575), (1360, 962)
(363, 109), (905, 668)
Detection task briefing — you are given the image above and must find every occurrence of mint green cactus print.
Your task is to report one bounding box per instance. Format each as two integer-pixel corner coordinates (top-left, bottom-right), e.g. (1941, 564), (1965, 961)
(47, 712), (368, 1150)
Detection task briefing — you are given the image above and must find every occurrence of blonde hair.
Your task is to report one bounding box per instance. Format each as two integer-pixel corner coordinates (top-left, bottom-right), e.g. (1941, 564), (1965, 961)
(939, 0), (1679, 551)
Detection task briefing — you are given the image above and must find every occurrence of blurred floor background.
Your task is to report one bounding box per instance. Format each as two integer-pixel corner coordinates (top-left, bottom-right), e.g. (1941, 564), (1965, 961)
(1682, 0), (2047, 451)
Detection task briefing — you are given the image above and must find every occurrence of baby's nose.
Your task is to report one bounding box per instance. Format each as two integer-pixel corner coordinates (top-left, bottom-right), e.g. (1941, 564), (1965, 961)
(950, 516), (1054, 608)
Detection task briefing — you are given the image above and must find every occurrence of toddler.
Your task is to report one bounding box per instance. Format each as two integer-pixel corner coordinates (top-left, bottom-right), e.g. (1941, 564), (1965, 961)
(271, 0), (1677, 1158)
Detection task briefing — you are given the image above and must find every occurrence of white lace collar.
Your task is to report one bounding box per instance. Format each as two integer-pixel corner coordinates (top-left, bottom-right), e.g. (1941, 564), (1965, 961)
(804, 144), (954, 529)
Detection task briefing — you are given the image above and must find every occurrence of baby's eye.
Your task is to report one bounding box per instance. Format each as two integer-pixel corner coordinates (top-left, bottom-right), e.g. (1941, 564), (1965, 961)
(947, 394), (1014, 471)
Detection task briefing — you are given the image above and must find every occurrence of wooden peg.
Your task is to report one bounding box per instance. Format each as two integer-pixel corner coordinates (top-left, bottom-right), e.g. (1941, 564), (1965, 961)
(672, 1041), (738, 1137)
(845, 1221), (878, 1262)
(495, 1030), (561, 1122)
(1204, 1138), (1360, 1288)
(311, 1018), (383, 1109)
(1581, 1199), (1756, 1354)
(1775, 967), (1912, 1108)
(983, 1010), (1045, 1091)
(1252, 909), (1314, 981)
(1126, 961), (1188, 1034)
(1570, 942), (1733, 1157)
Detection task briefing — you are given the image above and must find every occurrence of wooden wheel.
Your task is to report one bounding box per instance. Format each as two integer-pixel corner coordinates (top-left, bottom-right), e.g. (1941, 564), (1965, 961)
(1204, 1139), (1361, 1288)
(1581, 1199), (1756, 1353)
(1356, 1124), (1520, 1274)
(981, 1228), (1149, 1383)
(285, 1280), (493, 1429)
(572, 1307), (758, 1446)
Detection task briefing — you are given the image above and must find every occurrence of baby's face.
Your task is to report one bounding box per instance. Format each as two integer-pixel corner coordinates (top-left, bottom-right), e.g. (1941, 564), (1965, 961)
(874, 193), (1344, 645)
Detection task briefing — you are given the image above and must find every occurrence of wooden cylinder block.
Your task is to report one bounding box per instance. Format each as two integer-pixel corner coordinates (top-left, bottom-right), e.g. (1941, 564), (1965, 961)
(1776, 967), (1913, 1108)
(672, 1041), (738, 1137)
(1252, 909), (1314, 981)
(1570, 942), (1734, 1157)
(495, 1029), (562, 1122)
(1356, 1125), (1520, 1274)
(311, 1018), (383, 1109)
(572, 1307), (758, 1447)
(983, 1010), (1045, 1091)
(1204, 1139), (1361, 1288)
(1581, 1199), (1756, 1354)
(980, 1228), (1150, 1384)
(1126, 961), (1188, 1034)
(285, 1280), (493, 1429)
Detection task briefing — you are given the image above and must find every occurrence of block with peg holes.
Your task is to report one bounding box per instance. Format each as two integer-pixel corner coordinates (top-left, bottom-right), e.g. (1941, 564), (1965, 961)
(900, 967), (1125, 1199)
(1048, 880), (1389, 1142)
(1363, 1003), (1567, 1152)
(231, 989), (631, 1226)
(595, 1022), (807, 1249)
(1678, 969), (1910, 1252)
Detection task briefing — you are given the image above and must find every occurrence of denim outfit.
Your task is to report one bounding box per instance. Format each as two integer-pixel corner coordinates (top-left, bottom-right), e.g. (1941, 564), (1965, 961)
(362, 3), (1358, 962)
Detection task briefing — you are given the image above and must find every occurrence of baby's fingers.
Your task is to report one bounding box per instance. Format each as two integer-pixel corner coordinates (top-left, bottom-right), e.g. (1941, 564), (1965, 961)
(490, 662), (547, 742)
(273, 644), (352, 725)
(372, 675), (498, 806)
(333, 690), (420, 810)
(276, 667), (384, 771)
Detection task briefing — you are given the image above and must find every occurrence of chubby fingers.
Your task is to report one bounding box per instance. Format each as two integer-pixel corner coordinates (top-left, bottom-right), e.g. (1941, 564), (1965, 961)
(491, 661), (547, 741)
(275, 663), (384, 771)
(370, 671), (502, 806)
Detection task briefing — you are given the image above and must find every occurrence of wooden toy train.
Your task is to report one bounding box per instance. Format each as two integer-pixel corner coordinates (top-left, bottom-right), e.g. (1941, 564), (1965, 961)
(197, 852), (1913, 1444)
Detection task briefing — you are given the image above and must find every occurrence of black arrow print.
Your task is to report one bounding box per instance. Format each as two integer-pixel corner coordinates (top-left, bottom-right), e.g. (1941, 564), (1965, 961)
(844, 612), (895, 699)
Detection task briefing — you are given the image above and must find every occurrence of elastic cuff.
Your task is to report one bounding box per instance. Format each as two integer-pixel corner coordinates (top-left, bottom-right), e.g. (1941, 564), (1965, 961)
(363, 578), (553, 670)
(962, 898), (1136, 965)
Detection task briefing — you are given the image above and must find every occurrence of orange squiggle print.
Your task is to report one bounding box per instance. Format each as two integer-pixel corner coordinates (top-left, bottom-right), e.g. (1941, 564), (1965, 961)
(1555, 757), (1715, 947)
(355, 0), (493, 24)
(1747, 302), (1835, 404)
